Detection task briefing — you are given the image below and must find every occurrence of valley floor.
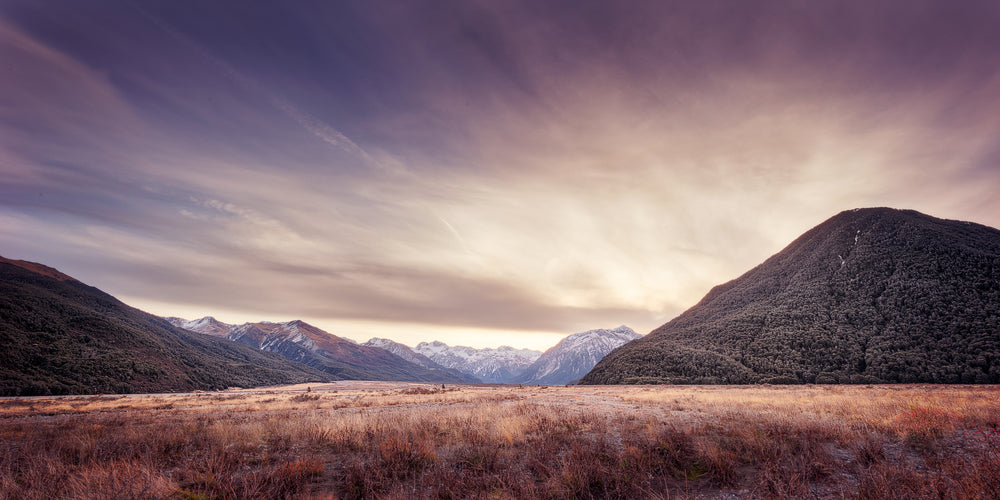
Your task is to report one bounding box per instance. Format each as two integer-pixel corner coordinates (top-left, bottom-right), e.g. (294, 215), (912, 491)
(1, 383), (998, 499)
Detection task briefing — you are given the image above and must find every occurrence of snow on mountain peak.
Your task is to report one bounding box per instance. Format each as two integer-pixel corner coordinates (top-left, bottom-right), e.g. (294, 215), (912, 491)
(511, 326), (643, 385)
(167, 316), (233, 336)
(165, 314), (636, 386)
(412, 341), (542, 383)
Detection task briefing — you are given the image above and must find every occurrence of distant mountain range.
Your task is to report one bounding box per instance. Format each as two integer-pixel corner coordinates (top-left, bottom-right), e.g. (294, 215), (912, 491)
(164, 317), (638, 385)
(167, 317), (470, 383)
(362, 338), (481, 383)
(512, 326), (642, 385)
(363, 327), (641, 385)
(413, 342), (542, 383)
(12, 206), (991, 394)
(582, 208), (1000, 385)
(0, 248), (648, 396)
(0, 256), (331, 396)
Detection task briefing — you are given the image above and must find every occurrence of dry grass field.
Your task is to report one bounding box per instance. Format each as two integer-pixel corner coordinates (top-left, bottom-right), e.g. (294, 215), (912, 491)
(1, 383), (998, 499)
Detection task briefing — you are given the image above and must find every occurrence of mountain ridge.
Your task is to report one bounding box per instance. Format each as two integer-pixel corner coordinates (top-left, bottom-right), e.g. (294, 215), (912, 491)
(512, 325), (642, 385)
(0, 255), (80, 282)
(169, 317), (470, 383)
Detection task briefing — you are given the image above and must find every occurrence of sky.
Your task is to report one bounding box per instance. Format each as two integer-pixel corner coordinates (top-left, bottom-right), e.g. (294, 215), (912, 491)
(2, 1), (1000, 350)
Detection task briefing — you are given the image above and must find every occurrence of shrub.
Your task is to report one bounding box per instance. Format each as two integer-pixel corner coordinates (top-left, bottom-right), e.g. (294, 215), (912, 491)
(893, 405), (960, 448)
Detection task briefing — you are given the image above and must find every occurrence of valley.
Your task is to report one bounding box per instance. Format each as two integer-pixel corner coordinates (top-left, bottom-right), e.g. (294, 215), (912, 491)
(2, 383), (997, 499)
(5, 2), (1000, 497)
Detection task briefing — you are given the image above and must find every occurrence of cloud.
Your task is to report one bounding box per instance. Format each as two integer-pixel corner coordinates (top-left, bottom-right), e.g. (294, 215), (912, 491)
(2, 1), (1000, 347)
(135, 2), (382, 169)
(270, 98), (383, 167)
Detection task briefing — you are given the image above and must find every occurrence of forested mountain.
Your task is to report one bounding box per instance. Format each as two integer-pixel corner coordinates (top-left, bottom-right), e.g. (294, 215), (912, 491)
(0, 256), (332, 396)
(169, 317), (471, 383)
(582, 208), (1000, 385)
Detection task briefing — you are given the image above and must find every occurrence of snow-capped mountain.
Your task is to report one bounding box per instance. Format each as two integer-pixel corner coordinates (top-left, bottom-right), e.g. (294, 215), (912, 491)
(363, 338), (437, 367)
(412, 341), (542, 383)
(227, 320), (321, 352)
(167, 317), (469, 383)
(512, 326), (643, 385)
(164, 316), (233, 336)
(363, 338), (481, 383)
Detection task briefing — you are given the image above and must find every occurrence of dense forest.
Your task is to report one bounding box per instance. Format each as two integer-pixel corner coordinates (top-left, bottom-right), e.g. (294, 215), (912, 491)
(0, 257), (331, 396)
(582, 208), (1000, 385)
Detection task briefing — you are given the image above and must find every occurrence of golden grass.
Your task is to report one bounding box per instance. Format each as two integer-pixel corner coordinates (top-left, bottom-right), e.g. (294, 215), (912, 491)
(618, 384), (999, 430)
(1, 382), (997, 499)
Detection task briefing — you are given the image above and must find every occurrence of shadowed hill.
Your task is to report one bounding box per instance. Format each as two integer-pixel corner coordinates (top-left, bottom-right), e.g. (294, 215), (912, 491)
(582, 208), (1000, 385)
(0, 256), (332, 396)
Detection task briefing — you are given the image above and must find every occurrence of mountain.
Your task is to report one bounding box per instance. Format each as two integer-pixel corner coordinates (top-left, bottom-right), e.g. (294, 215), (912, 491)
(413, 341), (542, 383)
(511, 326), (642, 385)
(362, 338), (481, 383)
(363, 337), (432, 366)
(582, 208), (1000, 385)
(0, 256), (332, 396)
(169, 317), (470, 383)
(164, 316), (233, 336)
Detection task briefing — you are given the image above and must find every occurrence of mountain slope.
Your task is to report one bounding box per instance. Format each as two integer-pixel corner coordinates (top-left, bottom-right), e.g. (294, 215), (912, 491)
(413, 341), (541, 383)
(512, 326), (642, 385)
(582, 208), (1000, 385)
(170, 317), (470, 383)
(363, 338), (481, 383)
(0, 256), (332, 396)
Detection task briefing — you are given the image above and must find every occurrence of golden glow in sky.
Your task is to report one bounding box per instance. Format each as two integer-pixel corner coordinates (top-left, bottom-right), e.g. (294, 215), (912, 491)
(2, 1), (1000, 349)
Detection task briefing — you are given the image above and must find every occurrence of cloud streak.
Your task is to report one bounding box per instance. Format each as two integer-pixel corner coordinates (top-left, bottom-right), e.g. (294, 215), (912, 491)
(2, 0), (999, 349)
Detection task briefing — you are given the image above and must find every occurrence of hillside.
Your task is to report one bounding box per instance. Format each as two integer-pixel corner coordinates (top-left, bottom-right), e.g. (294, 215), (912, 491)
(170, 317), (470, 383)
(511, 326), (642, 385)
(0, 256), (332, 396)
(582, 208), (1000, 385)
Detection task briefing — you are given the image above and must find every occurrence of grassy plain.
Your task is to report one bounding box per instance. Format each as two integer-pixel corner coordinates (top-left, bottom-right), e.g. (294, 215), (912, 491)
(1, 383), (998, 499)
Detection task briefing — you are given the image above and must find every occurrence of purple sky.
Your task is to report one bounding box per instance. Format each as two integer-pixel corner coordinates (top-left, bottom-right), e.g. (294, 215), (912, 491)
(2, 1), (999, 349)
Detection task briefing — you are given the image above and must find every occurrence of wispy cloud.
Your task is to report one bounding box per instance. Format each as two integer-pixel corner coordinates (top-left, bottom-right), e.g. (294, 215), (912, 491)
(132, 2), (381, 169)
(270, 97), (382, 168)
(2, 1), (999, 348)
